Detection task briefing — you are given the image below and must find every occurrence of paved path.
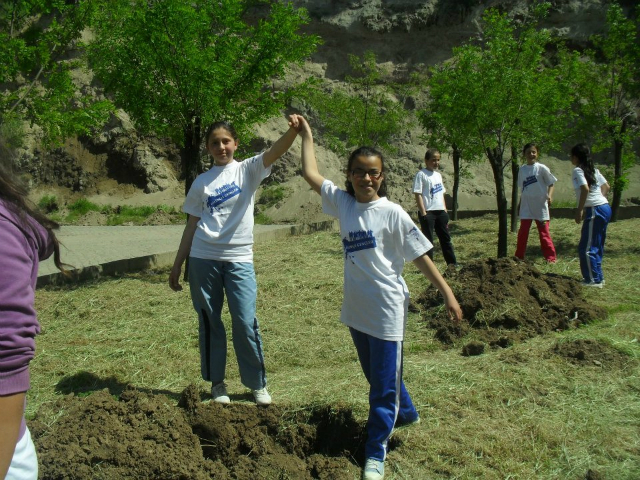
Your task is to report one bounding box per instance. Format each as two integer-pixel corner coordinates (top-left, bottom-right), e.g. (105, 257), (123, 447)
(37, 222), (337, 287)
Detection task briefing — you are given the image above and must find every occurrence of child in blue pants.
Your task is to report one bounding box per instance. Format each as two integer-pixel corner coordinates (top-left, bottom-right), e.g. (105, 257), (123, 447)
(570, 143), (611, 287)
(297, 116), (462, 480)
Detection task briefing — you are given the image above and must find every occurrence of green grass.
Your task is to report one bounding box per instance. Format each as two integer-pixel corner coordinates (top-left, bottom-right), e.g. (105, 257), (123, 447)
(41, 197), (181, 225)
(31, 215), (640, 479)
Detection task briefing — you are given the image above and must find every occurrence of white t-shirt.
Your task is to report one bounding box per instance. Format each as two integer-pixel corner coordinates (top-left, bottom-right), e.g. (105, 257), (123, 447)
(321, 180), (433, 341)
(572, 167), (608, 208)
(183, 153), (270, 262)
(413, 169), (446, 211)
(517, 163), (557, 221)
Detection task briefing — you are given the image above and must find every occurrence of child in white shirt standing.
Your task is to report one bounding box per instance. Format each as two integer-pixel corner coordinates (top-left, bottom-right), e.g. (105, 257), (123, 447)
(297, 116), (462, 480)
(515, 143), (557, 263)
(412, 149), (458, 268)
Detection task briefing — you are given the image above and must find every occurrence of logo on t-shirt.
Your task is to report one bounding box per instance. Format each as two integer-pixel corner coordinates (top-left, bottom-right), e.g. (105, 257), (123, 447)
(430, 183), (443, 197)
(206, 182), (242, 213)
(523, 175), (538, 190)
(408, 226), (421, 241)
(343, 229), (377, 255)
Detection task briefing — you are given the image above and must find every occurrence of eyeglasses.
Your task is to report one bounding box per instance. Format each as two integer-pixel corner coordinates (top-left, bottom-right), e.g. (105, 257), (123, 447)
(351, 169), (383, 179)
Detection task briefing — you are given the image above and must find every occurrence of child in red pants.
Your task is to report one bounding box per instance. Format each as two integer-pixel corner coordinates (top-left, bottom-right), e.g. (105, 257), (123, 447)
(515, 143), (557, 263)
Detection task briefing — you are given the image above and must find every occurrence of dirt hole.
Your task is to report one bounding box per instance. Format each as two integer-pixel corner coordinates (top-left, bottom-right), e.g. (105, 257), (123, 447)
(30, 384), (404, 479)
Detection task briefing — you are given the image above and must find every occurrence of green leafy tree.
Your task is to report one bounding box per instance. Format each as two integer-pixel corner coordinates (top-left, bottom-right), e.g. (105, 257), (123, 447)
(87, 0), (319, 194)
(423, 4), (574, 257)
(420, 62), (484, 220)
(307, 51), (415, 157)
(0, 0), (112, 146)
(572, 3), (639, 221)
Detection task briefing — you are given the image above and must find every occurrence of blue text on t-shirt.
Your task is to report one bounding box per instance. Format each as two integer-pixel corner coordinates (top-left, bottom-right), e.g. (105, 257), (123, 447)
(207, 182), (242, 213)
(430, 183), (443, 197)
(343, 229), (377, 255)
(523, 176), (538, 191)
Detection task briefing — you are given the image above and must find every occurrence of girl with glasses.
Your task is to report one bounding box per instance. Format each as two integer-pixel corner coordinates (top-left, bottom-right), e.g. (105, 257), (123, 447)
(296, 116), (462, 480)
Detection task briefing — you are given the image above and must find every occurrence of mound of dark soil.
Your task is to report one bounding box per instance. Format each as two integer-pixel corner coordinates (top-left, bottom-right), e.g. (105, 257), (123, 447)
(30, 385), (377, 479)
(549, 339), (635, 369)
(414, 257), (608, 350)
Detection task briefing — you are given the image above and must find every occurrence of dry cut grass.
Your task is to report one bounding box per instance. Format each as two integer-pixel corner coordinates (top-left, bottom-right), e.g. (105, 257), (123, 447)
(32, 215), (640, 479)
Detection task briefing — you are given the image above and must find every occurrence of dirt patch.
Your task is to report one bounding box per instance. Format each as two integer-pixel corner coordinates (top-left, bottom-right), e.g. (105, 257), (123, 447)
(549, 339), (635, 370)
(30, 385), (380, 479)
(414, 257), (608, 350)
(75, 210), (109, 226)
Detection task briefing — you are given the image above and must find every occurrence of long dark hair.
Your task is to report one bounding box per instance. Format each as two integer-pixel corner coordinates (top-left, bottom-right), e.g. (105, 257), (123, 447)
(571, 143), (596, 187)
(0, 142), (65, 272)
(345, 146), (388, 198)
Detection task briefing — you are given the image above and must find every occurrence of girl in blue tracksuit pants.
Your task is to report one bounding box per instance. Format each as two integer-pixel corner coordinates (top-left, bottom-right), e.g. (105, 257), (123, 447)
(570, 143), (612, 287)
(296, 115), (462, 480)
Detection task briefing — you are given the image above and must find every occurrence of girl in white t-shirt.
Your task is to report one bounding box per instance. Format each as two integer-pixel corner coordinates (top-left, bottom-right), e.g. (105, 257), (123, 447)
(296, 116), (462, 480)
(570, 143), (611, 287)
(169, 116), (302, 406)
(515, 143), (557, 263)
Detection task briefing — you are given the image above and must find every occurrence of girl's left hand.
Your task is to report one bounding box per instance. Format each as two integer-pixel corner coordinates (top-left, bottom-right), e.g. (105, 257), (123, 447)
(288, 114), (303, 133)
(574, 209), (583, 224)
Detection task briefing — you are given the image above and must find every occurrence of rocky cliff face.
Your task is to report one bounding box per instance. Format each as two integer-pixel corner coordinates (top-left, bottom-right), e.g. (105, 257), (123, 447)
(23, 0), (637, 222)
(292, 0), (621, 77)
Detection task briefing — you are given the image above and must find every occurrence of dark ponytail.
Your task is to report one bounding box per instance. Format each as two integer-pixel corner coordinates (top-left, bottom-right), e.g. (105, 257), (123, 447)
(571, 143), (596, 187)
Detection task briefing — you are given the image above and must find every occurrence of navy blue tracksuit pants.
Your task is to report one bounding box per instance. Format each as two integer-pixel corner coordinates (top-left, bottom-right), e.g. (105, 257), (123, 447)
(350, 328), (419, 461)
(579, 204), (611, 284)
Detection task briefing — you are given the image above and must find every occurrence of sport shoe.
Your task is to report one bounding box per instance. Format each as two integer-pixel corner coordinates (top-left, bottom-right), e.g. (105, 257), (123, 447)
(363, 458), (384, 480)
(581, 281), (603, 289)
(211, 382), (230, 404)
(394, 415), (421, 430)
(252, 387), (272, 406)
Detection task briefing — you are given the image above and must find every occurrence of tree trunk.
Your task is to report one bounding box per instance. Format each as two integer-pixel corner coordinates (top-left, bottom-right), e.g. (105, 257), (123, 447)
(510, 145), (519, 233)
(182, 116), (203, 197)
(611, 137), (623, 222)
(180, 116), (203, 281)
(451, 144), (461, 221)
(487, 147), (509, 258)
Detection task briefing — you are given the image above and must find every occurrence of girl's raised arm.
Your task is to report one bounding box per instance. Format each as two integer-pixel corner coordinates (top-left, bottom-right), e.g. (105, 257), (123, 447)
(262, 115), (302, 168)
(298, 116), (324, 195)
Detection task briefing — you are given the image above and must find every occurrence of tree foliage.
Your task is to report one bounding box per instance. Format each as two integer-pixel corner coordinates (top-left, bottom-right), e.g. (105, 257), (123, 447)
(422, 3), (575, 257)
(87, 0), (319, 193)
(571, 2), (639, 221)
(0, 0), (112, 147)
(307, 51), (415, 157)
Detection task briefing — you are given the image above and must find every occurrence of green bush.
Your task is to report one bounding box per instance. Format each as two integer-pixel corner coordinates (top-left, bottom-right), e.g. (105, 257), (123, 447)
(67, 198), (102, 216)
(38, 195), (59, 213)
(258, 184), (288, 207)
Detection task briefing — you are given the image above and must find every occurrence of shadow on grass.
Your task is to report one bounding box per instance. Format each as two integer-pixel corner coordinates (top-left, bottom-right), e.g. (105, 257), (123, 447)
(55, 371), (184, 402)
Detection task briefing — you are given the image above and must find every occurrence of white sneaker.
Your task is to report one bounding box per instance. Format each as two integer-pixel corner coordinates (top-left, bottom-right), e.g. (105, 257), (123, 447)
(581, 281), (603, 289)
(252, 387), (272, 406)
(363, 458), (384, 480)
(211, 382), (230, 404)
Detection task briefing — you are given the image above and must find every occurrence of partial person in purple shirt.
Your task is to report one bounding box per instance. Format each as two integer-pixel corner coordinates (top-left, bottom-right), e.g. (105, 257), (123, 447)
(0, 141), (65, 480)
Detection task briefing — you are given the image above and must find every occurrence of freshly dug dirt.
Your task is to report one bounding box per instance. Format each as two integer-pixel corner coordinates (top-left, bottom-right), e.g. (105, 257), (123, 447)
(30, 386), (382, 480)
(413, 257), (608, 350)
